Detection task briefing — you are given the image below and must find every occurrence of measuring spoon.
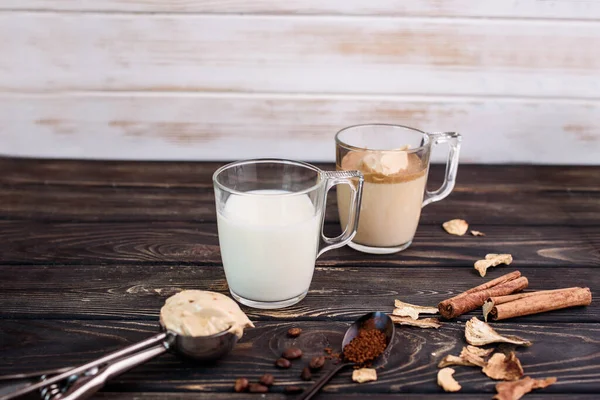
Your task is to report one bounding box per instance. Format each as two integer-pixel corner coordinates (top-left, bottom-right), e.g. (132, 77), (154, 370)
(1, 325), (238, 400)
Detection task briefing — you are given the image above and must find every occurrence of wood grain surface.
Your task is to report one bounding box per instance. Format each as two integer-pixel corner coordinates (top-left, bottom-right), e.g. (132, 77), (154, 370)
(2, 182), (599, 224)
(95, 395), (600, 400)
(2, 13), (599, 96)
(0, 264), (597, 323)
(0, 222), (597, 267)
(2, 159), (600, 191)
(0, 159), (598, 399)
(3, 94), (600, 163)
(1, 320), (599, 394)
(2, 3), (600, 163)
(4, 0), (600, 19)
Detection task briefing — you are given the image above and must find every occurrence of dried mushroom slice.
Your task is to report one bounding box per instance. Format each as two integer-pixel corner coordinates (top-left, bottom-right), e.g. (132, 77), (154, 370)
(465, 317), (532, 347)
(438, 354), (472, 368)
(531, 377), (557, 389)
(459, 346), (487, 367)
(437, 354), (477, 368)
(437, 368), (461, 392)
(352, 368), (377, 383)
(389, 315), (442, 329)
(471, 230), (486, 236)
(393, 299), (439, 320)
(483, 299), (495, 322)
(442, 219), (469, 236)
(483, 352), (524, 381)
(437, 346), (490, 368)
(474, 254), (513, 277)
(466, 345), (494, 358)
(494, 376), (557, 400)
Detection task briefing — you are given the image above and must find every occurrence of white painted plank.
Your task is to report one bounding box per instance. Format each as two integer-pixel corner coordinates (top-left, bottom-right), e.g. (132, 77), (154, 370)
(1, 13), (599, 98)
(3, 0), (600, 20)
(1, 93), (598, 164)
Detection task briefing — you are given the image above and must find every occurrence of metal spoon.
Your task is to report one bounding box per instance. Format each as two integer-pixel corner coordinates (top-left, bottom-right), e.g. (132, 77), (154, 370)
(299, 312), (395, 400)
(0, 325), (238, 400)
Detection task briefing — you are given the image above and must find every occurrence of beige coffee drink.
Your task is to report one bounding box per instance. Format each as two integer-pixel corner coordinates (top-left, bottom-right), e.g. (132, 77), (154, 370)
(337, 149), (427, 248)
(335, 124), (461, 254)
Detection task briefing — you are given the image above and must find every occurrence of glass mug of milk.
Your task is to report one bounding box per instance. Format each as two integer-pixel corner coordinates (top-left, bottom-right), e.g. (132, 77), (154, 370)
(336, 124), (461, 254)
(213, 159), (364, 309)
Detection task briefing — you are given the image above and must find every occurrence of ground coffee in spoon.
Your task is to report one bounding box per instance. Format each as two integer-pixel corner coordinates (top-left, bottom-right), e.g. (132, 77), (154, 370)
(343, 319), (387, 366)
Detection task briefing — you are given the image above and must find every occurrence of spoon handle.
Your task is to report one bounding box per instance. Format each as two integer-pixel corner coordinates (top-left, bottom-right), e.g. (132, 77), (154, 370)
(57, 344), (168, 400)
(0, 332), (168, 400)
(299, 363), (352, 400)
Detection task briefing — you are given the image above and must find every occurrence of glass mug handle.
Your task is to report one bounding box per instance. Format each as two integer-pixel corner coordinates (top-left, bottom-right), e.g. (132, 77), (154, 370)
(423, 132), (462, 207)
(317, 170), (364, 258)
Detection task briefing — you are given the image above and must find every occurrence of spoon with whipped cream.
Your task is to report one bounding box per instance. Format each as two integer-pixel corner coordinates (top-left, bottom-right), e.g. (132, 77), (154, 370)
(2, 290), (253, 400)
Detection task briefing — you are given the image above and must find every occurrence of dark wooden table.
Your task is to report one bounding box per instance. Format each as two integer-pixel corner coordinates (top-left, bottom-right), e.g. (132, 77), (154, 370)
(0, 158), (598, 400)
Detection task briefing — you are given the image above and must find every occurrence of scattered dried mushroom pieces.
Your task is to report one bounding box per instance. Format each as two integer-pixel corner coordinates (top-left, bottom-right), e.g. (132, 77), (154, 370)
(437, 368), (461, 392)
(393, 299), (438, 320)
(465, 317), (532, 347)
(437, 354), (471, 368)
(483, 352), (524, 381)
(437, 346), (490, 368)
(466, 345), (494, 358)
(459, 346), (488, 367)
(389, 314), (442, 329)
(352, 368), (377, 383)
(471, 230), (486, 237)
(442, 219), (469, 236)
(483, 299), (495, 322)
(474, 254), (513, 277)
(494, 376), (557, 400)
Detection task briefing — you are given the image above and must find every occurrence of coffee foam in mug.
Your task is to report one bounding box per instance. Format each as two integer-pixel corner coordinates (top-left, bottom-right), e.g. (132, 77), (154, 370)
(340, 146), (425, 184)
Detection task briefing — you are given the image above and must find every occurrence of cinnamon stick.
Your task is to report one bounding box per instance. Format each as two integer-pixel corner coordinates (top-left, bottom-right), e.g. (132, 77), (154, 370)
(487, 287), (592, 321)
(482, 289), (575, 321)
(488, 288), (575, 306)
(438, 271), (528, 319)
(455, 271), (522, 298)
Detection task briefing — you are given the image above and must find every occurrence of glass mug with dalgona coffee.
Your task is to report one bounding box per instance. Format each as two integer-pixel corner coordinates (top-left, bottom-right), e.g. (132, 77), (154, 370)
(336, 124), (461, 254)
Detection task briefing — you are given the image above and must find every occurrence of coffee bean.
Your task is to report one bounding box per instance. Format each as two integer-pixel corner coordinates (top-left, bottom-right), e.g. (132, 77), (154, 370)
(275, 357), (292, 368)
(282, 347), (303, 360)
(284, 386), (304, 394)
(259, 373), (274, 386)
(309, 355), (326, 370)
(233, 378), (249, 392)
(301, 366), (312, 381)
(248, 383), (269, 393)
(287, 327), (302, 338)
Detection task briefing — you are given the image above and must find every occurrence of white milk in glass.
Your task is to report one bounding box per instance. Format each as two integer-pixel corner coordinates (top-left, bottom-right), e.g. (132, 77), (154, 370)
(217, 190), (321, 302)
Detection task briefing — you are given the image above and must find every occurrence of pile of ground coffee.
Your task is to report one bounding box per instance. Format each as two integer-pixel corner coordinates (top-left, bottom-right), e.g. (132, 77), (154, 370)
(343, 321), (387, 366)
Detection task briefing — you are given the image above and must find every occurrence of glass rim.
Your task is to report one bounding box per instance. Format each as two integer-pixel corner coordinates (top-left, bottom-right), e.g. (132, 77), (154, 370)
(212, 158), (324, 197)
(335, 123), (430, 153)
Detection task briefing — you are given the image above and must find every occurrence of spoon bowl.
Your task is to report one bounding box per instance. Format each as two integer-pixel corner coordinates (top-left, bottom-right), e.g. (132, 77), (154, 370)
(342, 311), (395, 351)
(171, 327), (239, 361)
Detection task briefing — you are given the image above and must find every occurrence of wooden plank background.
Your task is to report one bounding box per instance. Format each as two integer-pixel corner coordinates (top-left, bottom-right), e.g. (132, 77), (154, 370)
(4, 0), (600, 19)
(1, 1), (600, 163)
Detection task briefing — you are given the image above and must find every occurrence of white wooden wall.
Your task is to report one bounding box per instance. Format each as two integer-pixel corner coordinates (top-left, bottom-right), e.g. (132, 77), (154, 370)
(1, 1), (599, 164)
